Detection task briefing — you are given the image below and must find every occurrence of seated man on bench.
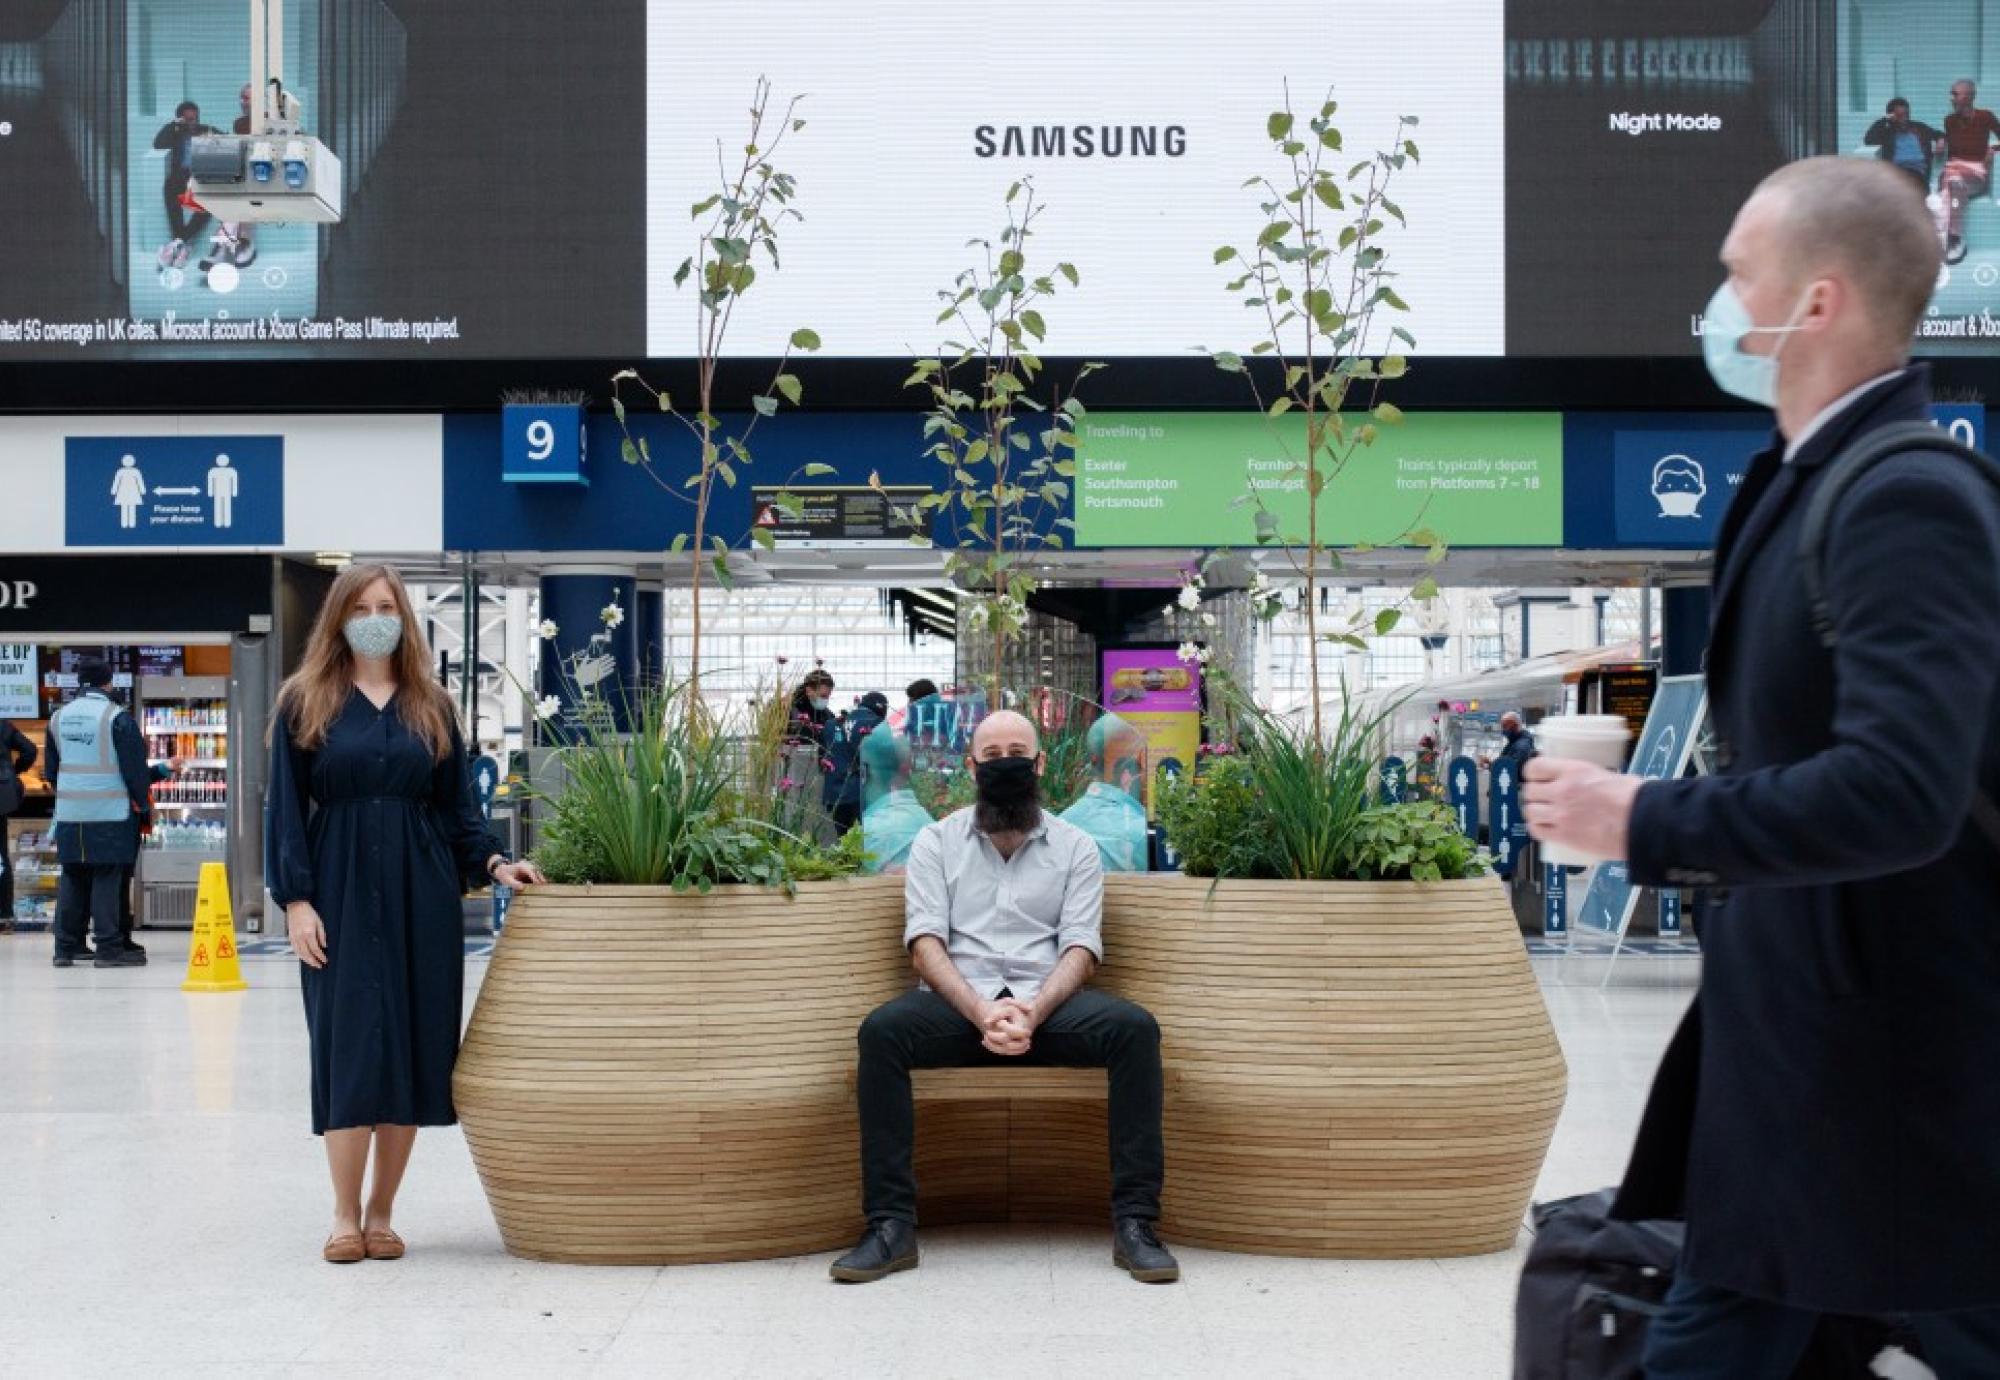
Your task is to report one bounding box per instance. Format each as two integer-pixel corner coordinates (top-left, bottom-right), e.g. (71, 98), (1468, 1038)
(832, 710), (1179, 1285)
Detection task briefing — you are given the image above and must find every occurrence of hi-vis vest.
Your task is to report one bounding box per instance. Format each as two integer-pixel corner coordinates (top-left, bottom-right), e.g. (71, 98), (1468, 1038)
(52, 692), (131, 824)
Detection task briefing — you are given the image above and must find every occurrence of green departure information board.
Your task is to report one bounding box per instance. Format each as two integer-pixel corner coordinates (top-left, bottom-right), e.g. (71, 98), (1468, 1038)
(1073, 412), (1564, 548)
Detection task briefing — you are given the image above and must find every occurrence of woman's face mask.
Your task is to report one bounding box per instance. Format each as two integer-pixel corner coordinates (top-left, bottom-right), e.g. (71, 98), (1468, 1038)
(343, 614), (403, 661)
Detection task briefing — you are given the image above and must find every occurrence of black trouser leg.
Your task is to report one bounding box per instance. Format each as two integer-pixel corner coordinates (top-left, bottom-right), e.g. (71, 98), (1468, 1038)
(88, 865), (124, 954)
(855, 988), (987, 1225)
(119, 863), (135, 941)
(56, 864), (92, 955)
(854, 985), (1167, 1226)
(164, 174), (208, 243)
(1029, 988), (1166, 1222)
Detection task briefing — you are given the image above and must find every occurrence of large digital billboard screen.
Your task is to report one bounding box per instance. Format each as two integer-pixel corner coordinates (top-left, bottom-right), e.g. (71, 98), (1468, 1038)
(0, 1), (1987, 360)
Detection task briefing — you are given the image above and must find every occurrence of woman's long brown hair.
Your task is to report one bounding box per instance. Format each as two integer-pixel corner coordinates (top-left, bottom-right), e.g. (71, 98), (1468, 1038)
(273, 563), (458, 761)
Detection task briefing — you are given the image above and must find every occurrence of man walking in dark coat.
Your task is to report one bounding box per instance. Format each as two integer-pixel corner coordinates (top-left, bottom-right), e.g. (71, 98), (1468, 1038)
(1524, 156), (2000, 1375)
(44, 660), (154, 968)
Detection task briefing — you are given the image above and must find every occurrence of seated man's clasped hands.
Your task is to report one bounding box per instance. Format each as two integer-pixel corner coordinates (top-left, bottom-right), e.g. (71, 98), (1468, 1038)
(831, 710), (1179, 1286)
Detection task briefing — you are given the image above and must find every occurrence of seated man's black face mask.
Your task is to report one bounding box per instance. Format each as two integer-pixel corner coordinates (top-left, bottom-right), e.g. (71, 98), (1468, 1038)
(974, 756), (1040, 834)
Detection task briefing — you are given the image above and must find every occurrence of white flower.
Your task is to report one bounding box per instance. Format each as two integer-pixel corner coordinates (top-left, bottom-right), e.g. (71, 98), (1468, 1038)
(600, 602), (625, 629)
(965, 603), (991, 633)
(1250, 567), (1271, 593)
(1176, 583), (1202, 612)
(534, 694), (562, 720)
(1176, 641), (1212, 667)
(1200, 612), (1217, 628)
(535, 619), (559, 641)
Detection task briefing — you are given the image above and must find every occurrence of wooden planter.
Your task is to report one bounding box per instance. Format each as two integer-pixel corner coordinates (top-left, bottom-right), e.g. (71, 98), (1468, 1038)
(453, 879), (908, 1265)
(457, 872), (1564, 1264)
(1105, 874), (1566, 1257)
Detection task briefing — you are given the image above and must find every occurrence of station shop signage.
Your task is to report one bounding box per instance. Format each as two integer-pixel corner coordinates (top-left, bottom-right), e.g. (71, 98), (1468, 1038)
(1072, 412), (1564, 548)
(64, 436), (284, 548)
(0, 643), (36, 718)
(749, 484), (930, 544)
(1100, 646), (1202, 820)
(0, 556), (275, 637)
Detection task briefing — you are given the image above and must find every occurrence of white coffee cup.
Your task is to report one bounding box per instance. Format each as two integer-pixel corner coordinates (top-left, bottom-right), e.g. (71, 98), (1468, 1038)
(1529, 714), (1632, 867)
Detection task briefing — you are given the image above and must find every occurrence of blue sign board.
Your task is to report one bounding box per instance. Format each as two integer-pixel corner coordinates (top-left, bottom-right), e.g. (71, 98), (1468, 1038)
(1610, 426), (1766, 547)
(1660, 888), (1682, 938)
(1446, 755), (1481, 841)
(1489, 759), (1524, 877)
(1572, 405), (1987, 550)
(501, 404), (589, 485)
(1575, 675), (1710, 939)
(65, 437), (283, 547)
(1544, 864), (1568, 935)
(1380, 756), (1407, 806)
(472, 755), (500, 822)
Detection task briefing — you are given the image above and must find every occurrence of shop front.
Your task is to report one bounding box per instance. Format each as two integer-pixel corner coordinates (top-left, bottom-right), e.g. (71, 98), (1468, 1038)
(0, 554), (333, 934)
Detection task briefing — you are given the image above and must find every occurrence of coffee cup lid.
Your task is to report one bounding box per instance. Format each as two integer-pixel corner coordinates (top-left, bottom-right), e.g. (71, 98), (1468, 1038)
(1537, 715), (1630, 736)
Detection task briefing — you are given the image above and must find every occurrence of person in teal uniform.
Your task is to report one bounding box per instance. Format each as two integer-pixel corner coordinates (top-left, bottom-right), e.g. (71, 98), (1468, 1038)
(1060, 714), (1151, 873)
(859, 721), (933, 875)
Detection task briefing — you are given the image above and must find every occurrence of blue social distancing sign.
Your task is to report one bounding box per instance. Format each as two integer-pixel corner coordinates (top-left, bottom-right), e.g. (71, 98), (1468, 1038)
(66, 436), (284, 547)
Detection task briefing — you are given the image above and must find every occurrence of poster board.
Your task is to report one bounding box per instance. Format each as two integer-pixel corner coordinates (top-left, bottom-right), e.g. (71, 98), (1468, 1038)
(1573, 675), (1709, 943)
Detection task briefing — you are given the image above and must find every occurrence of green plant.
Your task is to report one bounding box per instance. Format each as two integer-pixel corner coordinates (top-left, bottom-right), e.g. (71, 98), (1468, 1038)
(1155, 679), (1414, 882)
(1346, 801), (1486, 883)
(1208, 86), (1437, 745)
(780, 826), (870, 883)
(1228, 687), (1399, 880)
(610, 76), (831, 696)
(903, 179), (1103, 699)
(1155, 755), (1279, 879)
(527, 673), (860, 893)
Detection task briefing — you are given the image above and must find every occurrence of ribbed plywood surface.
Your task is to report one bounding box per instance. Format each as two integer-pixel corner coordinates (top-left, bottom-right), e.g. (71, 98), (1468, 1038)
(453, 880), (909, 1264)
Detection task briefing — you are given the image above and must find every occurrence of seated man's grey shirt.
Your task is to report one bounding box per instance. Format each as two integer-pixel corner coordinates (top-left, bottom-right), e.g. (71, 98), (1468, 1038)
(902, 807), (1105, 1000)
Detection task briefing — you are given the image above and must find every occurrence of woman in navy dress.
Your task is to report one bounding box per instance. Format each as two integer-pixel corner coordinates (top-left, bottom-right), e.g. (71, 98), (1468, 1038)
(266, 563), (543, 1263)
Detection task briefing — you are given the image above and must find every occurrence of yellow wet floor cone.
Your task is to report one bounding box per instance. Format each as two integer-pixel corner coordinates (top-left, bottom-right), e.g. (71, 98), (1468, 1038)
(182, 861), (248, 993)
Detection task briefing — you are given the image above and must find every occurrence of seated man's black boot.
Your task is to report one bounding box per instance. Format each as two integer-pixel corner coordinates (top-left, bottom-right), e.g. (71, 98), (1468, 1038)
(829, 1218), (919, 1283)
(1114, 1217), (1180, 1284)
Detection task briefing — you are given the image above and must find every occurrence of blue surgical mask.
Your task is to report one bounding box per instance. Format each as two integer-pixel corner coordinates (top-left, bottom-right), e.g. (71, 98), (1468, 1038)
(343, 614), (403, 660)
(1701, 280), (1812, 408)
(810, 696), (830, 713)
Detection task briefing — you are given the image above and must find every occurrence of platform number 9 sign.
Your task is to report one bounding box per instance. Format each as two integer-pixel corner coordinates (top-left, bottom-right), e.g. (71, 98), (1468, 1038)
(501, 404), (589, 486)
(525, 418), (557, 461)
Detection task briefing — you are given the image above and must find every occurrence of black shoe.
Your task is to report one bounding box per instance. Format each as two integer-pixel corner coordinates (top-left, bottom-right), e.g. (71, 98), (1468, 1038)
(94, 948), (147, 968)
(1114, 1218), (1181, 1284)
(829, 1219), (919, 1283)
(118, 941), (148, 964)
(53, 953), (82, 968)
(123, 938), (146, 956)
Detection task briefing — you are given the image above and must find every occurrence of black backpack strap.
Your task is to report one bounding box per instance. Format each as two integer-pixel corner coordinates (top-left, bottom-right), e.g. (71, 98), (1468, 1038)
(1799, 420), (2000, 850)
(1798, 422), (2000, 648)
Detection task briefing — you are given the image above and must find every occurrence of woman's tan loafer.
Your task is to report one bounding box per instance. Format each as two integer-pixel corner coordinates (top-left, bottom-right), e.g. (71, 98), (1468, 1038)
(323, 1233), (367, 1264)
(363, 1228), (406, 1261)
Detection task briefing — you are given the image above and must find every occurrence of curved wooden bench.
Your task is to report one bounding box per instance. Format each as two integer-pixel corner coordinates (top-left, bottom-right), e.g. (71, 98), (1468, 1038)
(456, 873), (1565, 1263)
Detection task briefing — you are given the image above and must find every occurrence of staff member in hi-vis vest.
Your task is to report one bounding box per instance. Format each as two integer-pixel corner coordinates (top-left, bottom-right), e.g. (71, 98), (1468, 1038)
(43, 659), (154, 968)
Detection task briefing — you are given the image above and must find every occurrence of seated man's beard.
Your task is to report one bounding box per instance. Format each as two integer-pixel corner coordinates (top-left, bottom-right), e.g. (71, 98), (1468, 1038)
(975, 790), (1042, 836)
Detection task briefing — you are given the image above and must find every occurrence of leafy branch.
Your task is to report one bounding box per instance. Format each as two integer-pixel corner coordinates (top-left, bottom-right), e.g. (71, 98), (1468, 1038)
(901, 177), (1104, 698)
(608, 76), (826, 696)
(1207, 85), (1434, 743)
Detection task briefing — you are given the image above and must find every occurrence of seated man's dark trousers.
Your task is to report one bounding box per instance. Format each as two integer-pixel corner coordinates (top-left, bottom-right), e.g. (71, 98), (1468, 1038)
(855, 986), (1165, 1225)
